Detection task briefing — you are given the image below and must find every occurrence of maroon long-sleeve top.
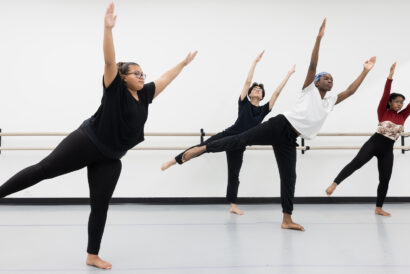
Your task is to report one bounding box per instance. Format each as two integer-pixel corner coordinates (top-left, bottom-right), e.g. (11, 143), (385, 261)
(376, 79), (410, 140)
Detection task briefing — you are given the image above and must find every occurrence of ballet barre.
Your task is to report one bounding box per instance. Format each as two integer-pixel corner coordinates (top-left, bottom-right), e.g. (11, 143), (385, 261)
(0, 130), (409, 154)
(299, 132), (410, 155)
(0, 132), (202, 137)
(0, 146), (409, 151)
(1, 131), (409, 137)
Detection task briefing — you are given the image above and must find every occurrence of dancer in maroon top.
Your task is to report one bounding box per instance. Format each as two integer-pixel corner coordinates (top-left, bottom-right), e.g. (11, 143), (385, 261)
(326, 63), (409, 216)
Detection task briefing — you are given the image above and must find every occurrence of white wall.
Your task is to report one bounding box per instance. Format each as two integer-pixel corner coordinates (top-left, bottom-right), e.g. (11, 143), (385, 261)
(0, 0), (409, 198)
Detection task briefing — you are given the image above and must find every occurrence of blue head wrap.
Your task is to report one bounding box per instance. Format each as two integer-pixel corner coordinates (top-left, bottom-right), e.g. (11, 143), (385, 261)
(314, 72), (328, 83)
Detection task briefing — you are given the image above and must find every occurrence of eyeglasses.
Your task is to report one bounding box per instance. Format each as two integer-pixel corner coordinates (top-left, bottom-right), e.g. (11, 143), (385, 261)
(127, 71), (146, 79)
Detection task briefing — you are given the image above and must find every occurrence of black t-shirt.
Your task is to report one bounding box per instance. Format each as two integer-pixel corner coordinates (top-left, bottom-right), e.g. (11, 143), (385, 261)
(224, 97), (271, 135)
(80, 72), (155, 159)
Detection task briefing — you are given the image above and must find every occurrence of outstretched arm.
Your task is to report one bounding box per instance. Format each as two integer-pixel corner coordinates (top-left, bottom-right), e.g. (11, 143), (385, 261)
(335, 56), (376, 105)
(269, 65), (296, 110)
(240, 51), (265, 101)
(303, 18), (326, 90)
(153, 51), (197, 99)
(377, 63), (395, 119)
(103, 2), (118, 88)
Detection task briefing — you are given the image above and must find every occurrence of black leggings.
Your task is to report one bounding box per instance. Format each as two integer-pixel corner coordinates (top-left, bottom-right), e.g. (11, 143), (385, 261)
(200, 115), (298, 214)
(0, 129), (122, 255)
(175, 132), (246, 203)
(334, 133), (394, 207)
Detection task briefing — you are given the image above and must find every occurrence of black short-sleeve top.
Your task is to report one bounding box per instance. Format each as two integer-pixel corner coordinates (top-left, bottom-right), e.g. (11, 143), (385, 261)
(223, 97), (271, 135)
(81, 72), (155, 159)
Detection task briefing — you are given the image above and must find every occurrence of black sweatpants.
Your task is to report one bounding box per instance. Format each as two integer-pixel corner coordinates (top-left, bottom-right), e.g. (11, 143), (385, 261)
(202, 114), (298, 214)
(0, 129), (122, 255)
(175, 132), (246, 203)
(334, 133), (394, 207)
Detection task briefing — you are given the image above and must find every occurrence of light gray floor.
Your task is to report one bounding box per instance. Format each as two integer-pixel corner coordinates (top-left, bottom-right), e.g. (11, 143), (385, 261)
(1, 203), (410, 274)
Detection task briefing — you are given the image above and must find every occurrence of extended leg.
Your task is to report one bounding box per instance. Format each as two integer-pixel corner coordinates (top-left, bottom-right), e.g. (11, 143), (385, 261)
(0, 130), (102, 198)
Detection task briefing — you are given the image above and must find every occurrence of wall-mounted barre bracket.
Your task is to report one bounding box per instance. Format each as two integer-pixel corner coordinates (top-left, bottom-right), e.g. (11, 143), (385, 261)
(200, 128), (205, 144)
(402, 135), (409, 154)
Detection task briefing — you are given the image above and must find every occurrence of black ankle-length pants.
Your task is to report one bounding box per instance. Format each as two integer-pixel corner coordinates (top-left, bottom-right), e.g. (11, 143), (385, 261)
(0, 129), (122, 254)
(175, 132), (246, 204)
(334, 133), (394, 207)
(202, 115), (298, 214)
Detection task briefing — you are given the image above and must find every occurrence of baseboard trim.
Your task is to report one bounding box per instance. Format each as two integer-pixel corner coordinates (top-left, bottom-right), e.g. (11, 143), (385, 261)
(0, 197), (409, 205)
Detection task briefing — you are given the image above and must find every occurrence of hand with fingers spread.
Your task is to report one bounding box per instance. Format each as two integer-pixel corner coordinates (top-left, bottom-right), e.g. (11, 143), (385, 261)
(183, 51), (198, 67)
(104, 2), (117, 29)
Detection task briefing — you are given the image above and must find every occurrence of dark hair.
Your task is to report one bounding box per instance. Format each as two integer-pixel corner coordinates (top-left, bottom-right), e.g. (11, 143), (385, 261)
(387, 93), (406, 109)
(117, 62), (140, 75)
(247, 82), (265, 99)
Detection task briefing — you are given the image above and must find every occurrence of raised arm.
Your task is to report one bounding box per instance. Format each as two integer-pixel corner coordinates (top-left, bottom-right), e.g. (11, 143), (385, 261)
(269, 65), (296, 110)
(377, 63), (395, 119)
(388, 62), (396, 80)
(240, 51), (265, 101)
(303, 18), (326, 90)
(153, 51), (197, 99)
(103, 2), (118, 88)
(401, 103), (410, 118)
(335, 57), (376, 105)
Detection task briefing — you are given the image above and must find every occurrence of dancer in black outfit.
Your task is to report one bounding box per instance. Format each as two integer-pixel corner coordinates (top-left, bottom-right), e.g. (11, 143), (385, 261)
(161, 51), (295, 215)
(178, 19), (376, 231)
(0, 3), (197, 269)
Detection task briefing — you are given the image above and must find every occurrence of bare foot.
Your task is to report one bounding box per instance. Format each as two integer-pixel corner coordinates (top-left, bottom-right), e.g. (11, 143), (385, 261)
(281, 213), (305, 231)
(375, 207), (391, 217)
(86, 254), (112, 270)
(326, 182), (338, 196)
(161, 159), (176, 171)
(181, 146), (206, 162)
(229, 204), (244, 215)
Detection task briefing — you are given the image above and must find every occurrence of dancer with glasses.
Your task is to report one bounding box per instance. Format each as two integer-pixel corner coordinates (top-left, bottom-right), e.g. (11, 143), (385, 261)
(0, 2), (196, 269)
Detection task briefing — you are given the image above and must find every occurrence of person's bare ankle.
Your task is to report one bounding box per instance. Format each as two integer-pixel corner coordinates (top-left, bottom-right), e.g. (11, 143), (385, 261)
(229, 203), (244, 215)
(375, 207), (391, 217)
(86, 254), (112, 270)
(281, 213), (305, 231)
(182, 146), (206, 162)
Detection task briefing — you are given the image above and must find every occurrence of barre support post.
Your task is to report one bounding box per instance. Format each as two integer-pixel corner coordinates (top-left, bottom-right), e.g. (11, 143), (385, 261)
(200, 128), (205, 144)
